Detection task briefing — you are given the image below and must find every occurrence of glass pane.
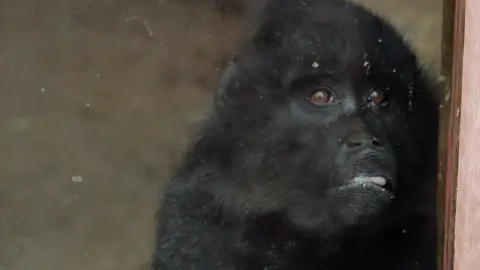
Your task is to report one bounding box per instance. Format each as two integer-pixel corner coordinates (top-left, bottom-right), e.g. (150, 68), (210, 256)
(0, 0), (445, 269)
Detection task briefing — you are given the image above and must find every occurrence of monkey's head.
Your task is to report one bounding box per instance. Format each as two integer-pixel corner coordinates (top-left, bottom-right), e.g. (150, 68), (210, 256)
(201, 0), (437, 235)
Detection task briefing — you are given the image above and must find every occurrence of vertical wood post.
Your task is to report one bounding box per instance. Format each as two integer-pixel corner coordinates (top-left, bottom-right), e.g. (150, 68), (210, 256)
(453, 0), (480, 269)
(439, 0), (465, 269)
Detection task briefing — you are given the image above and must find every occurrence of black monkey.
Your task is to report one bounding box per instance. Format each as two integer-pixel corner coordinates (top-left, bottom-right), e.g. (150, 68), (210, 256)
(153, 0), (438, 269)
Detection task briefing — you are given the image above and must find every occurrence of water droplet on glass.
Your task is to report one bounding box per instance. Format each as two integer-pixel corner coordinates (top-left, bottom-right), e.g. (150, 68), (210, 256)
(407, 85), (414, 112)
(71, 175), (83, 183)
(444, 91), (450, 102)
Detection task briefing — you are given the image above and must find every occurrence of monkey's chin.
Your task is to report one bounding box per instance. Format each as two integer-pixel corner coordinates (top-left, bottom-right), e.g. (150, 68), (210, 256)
(320, 183), (392, 231)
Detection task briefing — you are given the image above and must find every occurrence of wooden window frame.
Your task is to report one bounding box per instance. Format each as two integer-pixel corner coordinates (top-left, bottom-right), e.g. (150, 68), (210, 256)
(440, 0), (480, 269)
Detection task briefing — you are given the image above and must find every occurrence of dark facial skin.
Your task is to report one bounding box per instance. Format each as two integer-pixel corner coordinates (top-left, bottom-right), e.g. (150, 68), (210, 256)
(153, 0), (438, 269)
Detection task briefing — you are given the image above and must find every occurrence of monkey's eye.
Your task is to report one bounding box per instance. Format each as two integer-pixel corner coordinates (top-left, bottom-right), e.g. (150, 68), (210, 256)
(309, 87), (335, 105)
(366, 89), (386, 106)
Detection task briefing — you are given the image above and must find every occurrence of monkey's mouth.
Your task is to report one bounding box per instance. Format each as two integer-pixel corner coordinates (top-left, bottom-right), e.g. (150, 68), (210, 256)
(351, 175), (395, 191)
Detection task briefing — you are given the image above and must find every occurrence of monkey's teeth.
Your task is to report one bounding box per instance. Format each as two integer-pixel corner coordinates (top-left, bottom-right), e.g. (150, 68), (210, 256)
(353, 176), (387, 187)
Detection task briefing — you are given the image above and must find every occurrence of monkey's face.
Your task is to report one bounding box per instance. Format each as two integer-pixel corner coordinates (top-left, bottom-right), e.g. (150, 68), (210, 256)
(213, 46), (428, 233)
(227, 61), (423, 232)
(269, 74), (399, 190)
(212, 2), (433, 232)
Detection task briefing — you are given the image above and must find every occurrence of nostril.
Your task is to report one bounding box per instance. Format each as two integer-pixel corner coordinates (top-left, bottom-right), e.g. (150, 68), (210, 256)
(372, 137), (381, 146)
(346, 141), (363, 148)
(345, 134), (382, 149)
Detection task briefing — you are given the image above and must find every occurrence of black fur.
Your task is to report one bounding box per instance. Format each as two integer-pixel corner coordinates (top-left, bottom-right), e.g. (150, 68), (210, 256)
(153, 0), (438, 269)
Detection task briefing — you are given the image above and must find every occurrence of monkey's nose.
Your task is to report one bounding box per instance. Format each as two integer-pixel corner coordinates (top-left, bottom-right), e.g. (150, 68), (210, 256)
(344, 132), (383, 150)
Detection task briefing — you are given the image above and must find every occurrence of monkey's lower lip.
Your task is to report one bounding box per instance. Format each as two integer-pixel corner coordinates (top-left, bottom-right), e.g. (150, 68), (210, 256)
(352, 176), (387, 186)
(349, 175), (395, 191)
